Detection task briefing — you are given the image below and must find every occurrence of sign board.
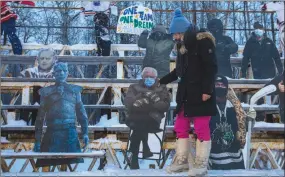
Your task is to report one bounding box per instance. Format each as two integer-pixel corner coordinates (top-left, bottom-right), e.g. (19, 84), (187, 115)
(117, 6), (154, 35)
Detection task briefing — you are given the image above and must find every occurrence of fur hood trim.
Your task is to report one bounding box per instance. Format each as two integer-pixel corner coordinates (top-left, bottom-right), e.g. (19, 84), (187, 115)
(196, 32), (215, 46)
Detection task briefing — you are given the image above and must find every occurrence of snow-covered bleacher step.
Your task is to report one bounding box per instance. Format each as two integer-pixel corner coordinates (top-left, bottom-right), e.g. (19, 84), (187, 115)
(2, 169), (284, 176)
(1, 122), (284, 132)
(1, 151), (105, 159)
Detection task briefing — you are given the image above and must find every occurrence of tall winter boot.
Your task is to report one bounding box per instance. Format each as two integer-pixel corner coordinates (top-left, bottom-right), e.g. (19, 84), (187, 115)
(188, 137), (195, 170)
(188, 140), (211, 177)
(166, 138), (189, 173)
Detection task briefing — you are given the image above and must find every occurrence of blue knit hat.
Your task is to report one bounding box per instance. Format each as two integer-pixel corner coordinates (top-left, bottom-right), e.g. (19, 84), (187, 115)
(169, 8), (191, 34)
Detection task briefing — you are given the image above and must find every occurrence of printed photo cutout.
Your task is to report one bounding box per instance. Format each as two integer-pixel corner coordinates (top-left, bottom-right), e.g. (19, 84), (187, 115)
(127, 113), (167, 160)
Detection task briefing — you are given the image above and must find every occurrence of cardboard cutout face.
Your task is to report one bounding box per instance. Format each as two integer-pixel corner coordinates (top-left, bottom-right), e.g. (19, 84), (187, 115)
(53, 63), (68, 83)
(38, 50), (56, 71)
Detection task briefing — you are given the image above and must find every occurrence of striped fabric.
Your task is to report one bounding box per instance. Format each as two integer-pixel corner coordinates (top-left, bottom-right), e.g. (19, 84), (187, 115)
(1, 1), (35, 23)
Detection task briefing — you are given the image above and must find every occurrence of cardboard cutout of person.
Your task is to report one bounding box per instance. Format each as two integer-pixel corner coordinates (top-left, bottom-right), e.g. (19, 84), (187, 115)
(124, 67), (171, 169)
(33, 62), (89, 167)
(20, 49), (57, 125)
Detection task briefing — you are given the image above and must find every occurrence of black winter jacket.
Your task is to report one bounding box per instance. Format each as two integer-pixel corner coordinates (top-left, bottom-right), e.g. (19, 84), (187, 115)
(160, 30), (218, 117)
(124, 80), (171, 132)
(241, 34), (283, 79)
(215, 35), (238, 78)
(138, 32), (175, 78)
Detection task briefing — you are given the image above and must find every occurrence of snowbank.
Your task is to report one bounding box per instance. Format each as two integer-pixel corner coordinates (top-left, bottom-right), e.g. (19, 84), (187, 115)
(5, 119), (27, 127)
(95, 115), (126, 127)
(2, 169), (284, 176)
(1, 137), (10, 143)
(254, 121), (284, 128)
(93, 138), (122, 143)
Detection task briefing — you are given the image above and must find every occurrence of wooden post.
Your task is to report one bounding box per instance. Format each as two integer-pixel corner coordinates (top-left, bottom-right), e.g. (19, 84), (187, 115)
(117, 60), (124, 80)
(111, 60), (124, 119)
(21, 87), (30, 105)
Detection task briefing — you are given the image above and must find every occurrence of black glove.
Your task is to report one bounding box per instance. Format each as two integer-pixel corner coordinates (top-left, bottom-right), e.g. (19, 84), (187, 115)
(144, 92), (160, 103)
(133, 98), (149, 107)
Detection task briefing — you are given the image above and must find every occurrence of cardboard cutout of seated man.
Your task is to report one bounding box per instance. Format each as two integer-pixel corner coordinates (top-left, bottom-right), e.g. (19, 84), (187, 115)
(33, 62), (89, 167)
(209, 75), (247, 170)
(21, 48), (56, 78)
(20, 48), (57, 125)
(124, 67), (171, 169)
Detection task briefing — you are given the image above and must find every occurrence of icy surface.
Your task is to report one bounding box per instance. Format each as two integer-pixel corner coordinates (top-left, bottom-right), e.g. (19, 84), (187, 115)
(2, 169), (284, 176)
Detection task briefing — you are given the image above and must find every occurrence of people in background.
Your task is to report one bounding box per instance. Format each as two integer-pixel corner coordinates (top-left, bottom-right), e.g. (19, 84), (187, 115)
(138, 25), (175, 78)
(94, 12), (111, 56)
(241, 22), (283, 79)
(160, 8), (217, 176)
(20, 48), (57, 125)
(34, 62), (89, 169)
(93, 12), (112, 118)
(0, 1), (35, 76)
(207, 19), (238, 78)
(124, 67), (170, 169)
(209, 75), (246, 170)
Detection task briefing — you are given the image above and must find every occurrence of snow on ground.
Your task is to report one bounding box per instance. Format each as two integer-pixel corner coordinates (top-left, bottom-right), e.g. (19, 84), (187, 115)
(241, 103), (278, 108)
(5, 119), (27, 127)
(92, 138), (122, 143)
(254, 121), (284, 128)
(2, 169), (284, 176)
(1, 136), (10, 143)
(170, 101), (177, 107)
(95, 115), (125, 127)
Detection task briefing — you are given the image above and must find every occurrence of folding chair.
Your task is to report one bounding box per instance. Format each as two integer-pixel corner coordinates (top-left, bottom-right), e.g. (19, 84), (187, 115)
(123, 112), (169, 169)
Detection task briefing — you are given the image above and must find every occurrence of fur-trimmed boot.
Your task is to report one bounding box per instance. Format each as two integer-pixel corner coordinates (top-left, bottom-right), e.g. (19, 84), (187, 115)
(188, 140), (211, 177)
(166, 138), (190, 173)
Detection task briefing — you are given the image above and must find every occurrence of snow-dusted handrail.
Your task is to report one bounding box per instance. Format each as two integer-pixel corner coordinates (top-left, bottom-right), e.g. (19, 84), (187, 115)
(1, 151), (105, 159)
(0, 43), (144, 52)
(0, 104), (279, 112)
(1, 123), (283, 133)
(0, 77), (270, 90)
(1, 43), (283, 55)
(1, 55), (255, 65)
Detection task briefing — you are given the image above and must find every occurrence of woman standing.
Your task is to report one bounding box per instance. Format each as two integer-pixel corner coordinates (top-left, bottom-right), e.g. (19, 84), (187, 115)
(160, 8), (217, 176)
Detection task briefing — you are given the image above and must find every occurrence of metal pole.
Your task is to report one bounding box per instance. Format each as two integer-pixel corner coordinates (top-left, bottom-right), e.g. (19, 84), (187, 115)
(270, 12), (276, 44)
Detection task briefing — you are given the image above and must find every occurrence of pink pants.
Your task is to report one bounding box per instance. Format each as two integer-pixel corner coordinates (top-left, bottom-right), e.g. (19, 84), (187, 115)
(174, 108), (211, 141)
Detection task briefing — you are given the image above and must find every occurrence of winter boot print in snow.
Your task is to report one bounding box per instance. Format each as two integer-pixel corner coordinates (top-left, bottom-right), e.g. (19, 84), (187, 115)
(166, 138), (190, 173)
(188, 140), (211, 177)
